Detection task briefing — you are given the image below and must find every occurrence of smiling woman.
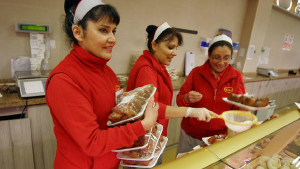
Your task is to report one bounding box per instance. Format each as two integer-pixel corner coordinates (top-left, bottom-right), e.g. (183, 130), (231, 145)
(126, 22), (219, 167)
(45, 0), (160, 169)
(176, 34), (246, 155)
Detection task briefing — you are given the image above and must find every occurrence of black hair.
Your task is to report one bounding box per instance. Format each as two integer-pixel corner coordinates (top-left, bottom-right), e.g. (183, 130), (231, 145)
(63, 0), (120, 47)
(146, 25), (183, 53)
(208, 41), (233, 57)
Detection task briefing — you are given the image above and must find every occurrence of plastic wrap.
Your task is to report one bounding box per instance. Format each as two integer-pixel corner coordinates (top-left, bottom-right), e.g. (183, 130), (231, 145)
(107, 84), (156, 126)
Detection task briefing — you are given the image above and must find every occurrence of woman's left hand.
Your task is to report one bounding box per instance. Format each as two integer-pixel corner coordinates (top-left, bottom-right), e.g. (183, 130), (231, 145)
(141, 96), (159, 131)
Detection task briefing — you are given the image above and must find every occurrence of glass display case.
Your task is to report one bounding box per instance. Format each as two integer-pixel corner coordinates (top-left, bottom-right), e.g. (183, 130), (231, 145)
(154, 110), (300, 169)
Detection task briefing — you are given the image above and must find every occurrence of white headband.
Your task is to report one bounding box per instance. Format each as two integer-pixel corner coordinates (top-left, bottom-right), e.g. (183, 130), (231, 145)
(73, 0), (105, 25)
(152, 22), (171, 42)
(209, 34), (233, 48)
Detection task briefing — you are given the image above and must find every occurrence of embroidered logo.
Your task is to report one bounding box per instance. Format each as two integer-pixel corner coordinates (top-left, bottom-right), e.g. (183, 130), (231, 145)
(115, 85), (121, 91)
(224, 87), (233, 93)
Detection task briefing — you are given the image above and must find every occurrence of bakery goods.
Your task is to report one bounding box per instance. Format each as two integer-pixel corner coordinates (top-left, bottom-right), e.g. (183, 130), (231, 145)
(207, 134), (227, 145)
(227, 93), (269, 107)
(242, 96), (257, 106)
(108, 84), (154, 123)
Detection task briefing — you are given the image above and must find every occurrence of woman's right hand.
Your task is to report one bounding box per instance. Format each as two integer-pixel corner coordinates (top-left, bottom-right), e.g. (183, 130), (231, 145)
(184, 91), (202, 104)
(141, 96), (159, 131)
(185, 107), (219, 122)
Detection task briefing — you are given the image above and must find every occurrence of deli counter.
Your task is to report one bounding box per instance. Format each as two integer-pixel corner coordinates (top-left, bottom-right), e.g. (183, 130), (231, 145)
(154, 109), (300, 169)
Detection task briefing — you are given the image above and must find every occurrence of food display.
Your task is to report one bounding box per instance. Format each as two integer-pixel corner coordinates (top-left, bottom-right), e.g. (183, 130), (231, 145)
(242, 154), (298, 169)
(228, 93), (269, 107)
(107, 84), (155, 126)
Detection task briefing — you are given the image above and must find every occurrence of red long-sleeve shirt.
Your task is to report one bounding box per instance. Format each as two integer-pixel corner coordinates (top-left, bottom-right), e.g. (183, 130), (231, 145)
(126, 50), (173, 136)
(177, 61), (245, 139)
(45, 44), (146, 169)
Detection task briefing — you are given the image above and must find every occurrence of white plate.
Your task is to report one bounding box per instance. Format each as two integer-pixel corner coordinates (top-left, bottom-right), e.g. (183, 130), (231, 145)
(112, 127), (154, 153)
(202, 137), (211, 146)
(107, 87), (156, 126)
(222, 98), (270, 111)
(117, 124), (163, 161)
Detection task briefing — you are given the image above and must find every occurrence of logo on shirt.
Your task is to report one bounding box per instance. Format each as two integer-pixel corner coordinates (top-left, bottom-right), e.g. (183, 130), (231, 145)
(115, 85), (121, 91)
(224, 87), (233, 93)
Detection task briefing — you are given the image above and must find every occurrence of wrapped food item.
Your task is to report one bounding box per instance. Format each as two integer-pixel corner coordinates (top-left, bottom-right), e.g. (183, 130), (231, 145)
(119, 123), (162, 159)
(108, 84), (155, 124)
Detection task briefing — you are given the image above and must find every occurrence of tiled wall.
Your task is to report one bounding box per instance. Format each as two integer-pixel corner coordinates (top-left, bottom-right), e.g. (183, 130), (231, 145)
(0, 0), (299, 79)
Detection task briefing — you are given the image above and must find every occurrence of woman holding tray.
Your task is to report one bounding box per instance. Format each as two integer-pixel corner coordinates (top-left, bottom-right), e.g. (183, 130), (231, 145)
(176, 34), (246, 154)
(126, 22), (219, 165)
(45, 0), (159, 168)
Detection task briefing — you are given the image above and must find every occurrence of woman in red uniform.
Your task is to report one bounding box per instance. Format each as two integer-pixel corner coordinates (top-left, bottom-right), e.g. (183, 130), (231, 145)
(127, 22), (219, 164)
(45, 0), (158, 168)
(176, 34), (246, 154)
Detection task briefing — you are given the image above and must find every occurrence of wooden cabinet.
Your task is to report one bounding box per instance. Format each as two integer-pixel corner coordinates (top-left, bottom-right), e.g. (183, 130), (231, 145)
(0, 105), (56, 169)
(245, 77), (300, 108)
(0, 118), (35, 169)
(27, 105), (56, 169)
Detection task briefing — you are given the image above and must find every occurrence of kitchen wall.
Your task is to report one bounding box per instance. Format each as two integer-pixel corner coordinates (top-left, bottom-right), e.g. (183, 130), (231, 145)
(262, 7), (300, 70)
(0, 0), (299, 79)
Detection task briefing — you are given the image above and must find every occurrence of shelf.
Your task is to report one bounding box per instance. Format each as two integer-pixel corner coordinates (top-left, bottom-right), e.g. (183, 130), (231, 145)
(272, 3), (300, 21)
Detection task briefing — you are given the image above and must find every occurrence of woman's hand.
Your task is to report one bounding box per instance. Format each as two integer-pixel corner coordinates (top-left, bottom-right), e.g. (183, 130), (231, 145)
(141, 96), (159, 131)
(184, 91), (202, 104)
(185, 107), (219, 122)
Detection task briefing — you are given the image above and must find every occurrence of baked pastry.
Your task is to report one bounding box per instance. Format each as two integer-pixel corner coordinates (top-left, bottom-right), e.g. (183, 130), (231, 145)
(207, 134), (227, 144)
(227, 94), (269, 107)
(253, 97), (269, 107)
(242, 96), (257, 106)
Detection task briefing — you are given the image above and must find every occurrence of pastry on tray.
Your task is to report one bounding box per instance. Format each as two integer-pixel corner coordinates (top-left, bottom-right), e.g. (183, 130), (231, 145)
(228, 93), (269, 107)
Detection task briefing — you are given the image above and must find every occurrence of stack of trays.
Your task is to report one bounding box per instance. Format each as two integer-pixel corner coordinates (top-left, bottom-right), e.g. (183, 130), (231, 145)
(166, 67), (179, 80)
(112, 124), (168, 168)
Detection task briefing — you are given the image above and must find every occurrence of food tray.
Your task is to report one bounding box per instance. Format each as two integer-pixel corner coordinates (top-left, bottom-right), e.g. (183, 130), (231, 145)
(222, 98), (270, 111)
(202, 136), (227, 146)
(119, 136), (167, 168)
(117, 124), (163, 161)
(202, 137), (212, 146)
(112, 127), (154, 152)
(107, 87), (157, 126)
(120, 157), (158, 168)
(153, 136), (168, 157)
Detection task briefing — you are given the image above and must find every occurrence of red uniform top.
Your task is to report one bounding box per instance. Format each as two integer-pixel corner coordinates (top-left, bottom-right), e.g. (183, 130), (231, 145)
(45, 44), (146, 169)
(177, 61), (245, 139)
(126, 50), (173, 136)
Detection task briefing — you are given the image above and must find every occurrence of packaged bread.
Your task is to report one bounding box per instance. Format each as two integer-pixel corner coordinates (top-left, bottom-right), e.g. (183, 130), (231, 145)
(108, 84), (155, 123)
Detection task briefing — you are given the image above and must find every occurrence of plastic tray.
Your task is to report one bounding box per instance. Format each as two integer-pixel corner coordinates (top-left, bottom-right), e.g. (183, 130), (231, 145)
(117, 124), (163, 161)
(223, 98), (270, 111)
(107, 87), (156, 126)
(112, 127), (154, 153)
(120, 136), (168, 168)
